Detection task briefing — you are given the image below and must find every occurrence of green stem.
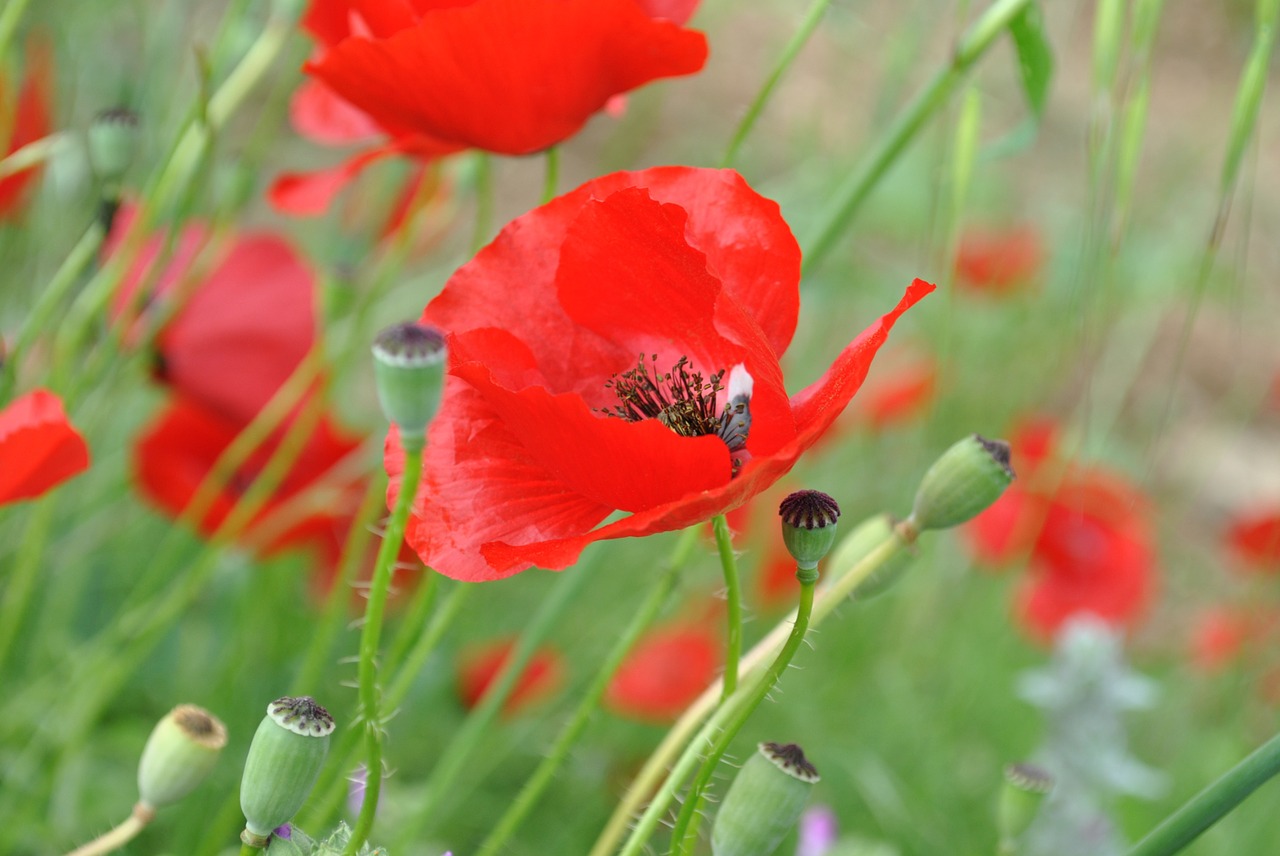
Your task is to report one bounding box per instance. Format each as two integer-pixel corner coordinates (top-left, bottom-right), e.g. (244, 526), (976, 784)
(711, 514), (742, 700)
(0, 131), (69, 180)
(0, 0), (33, 65)
(669, 571), (817, 856)
(239, 844), (260, 856)
(1124, 731), (1280, 856)
(0, 494), (56, 673)
(541, 146), (560, 204)
(470, 153), (494, 254)
(344, 440), (425, 856)
(801, 0), (1032, 274)
(720, 0), (831, 168)
(473, 527), (701, 856)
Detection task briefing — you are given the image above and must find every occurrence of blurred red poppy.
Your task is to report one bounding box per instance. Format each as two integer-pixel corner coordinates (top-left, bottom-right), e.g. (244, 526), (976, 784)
(107, 206), (318, 425)
(384, 166), (933, 582)
(849, 352), (935, 430)
(0, 39), (53, 219)
(0, 389), (90, 505)
(133, 395), (364, 566)
(456, 638), (565, 715)
(1189, 607), (1251, 672)
(605, 624), (719, 722)
(1225, 510), (1280, 571)
(954, 226), (1042, 295)
(966, 419), (1156, 640)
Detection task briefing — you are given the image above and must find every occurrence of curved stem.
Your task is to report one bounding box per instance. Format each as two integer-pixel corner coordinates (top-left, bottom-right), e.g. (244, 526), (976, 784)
(721, 0), (832, 168)
(0, 132), (69, 180)
(474, 527), (701, 856)
(344, 441), (425, 856)
(711, 514), (742, 700)
(541, 146), (560, 204)
(469, 153), (494, 254)
(669, 572), (816, 856)
(63, 805), (153, 856)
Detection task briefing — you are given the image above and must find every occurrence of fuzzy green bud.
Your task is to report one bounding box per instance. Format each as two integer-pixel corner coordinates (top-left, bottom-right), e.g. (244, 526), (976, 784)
(372, 322), (446, 451)
(87, 107), (140, 186)
(778, 490), (841, 575)
(997, 762), (1053, 853)
(910, 435), (1014, 532)
(240, 696), (335, 846)
(826, 514), (915, 600)
(136, 704), (228, 810)
(713, 742), (820, 856)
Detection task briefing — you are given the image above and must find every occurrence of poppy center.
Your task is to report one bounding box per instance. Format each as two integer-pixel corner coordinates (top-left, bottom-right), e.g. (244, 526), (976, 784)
(603, 354), (751, 458)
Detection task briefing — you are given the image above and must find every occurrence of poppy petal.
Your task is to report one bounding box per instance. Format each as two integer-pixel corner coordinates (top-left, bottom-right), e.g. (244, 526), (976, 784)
(289, 76), (385, 145)
(268, 146), (398, 216)
(0, 389), (90, 504)
(605, 625), (719, 722)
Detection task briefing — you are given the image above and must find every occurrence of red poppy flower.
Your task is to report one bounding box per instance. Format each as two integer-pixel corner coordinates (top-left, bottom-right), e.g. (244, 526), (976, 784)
(1225, 509), (1280, 571)
(966, 419), (1156, 640)
(133, 395), (365, 566)
(456, 638), (565, 715)
(0, 389), (90, 505)
(0, 39), (53, 219)
(605, 624), (719, 722)
(954, 226), (1043, 295)
(107, 207), (318, 425)
(1189, 607), (1251, 672)
(849, 351), (935, 430)
(384, 166), (933, 582)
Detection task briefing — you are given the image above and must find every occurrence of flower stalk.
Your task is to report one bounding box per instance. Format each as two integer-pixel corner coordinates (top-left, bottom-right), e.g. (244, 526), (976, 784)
(713, 514), (743, 699)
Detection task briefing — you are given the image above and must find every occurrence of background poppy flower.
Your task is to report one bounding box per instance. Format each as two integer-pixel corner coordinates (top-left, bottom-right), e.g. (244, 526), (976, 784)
(953, 226), (1043, 295)
(1224, 509), (1280, 571)
(385, 166), (933, 581)
(605, 624), (719, 722)
(455, 639), (565, 715)
(0, 389), (90, 505)
(0, 38), (53, 219)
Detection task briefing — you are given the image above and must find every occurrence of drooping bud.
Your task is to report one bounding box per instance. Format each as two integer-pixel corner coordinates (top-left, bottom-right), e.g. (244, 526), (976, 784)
(87, 107), (140, 186)
(372, 322), (446, 452)
(779, 490), (841, 577)
(136, 704), (228, 811)
(997, 762), (1054, 854)
(826, 514), (915, 600)
(712, 742), (820, 856)
(909, 435), (1014, 533)
(240, 696), (336, 847)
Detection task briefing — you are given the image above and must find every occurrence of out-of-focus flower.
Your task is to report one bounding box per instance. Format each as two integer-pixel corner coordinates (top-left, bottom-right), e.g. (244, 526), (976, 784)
(954, 226), (1043, 295)
(133, 396), (364, 567)
(0, 389), (90, 505)
(605, 623), (719, 722)
(455, 638), (564, 715)
(796, 804), (838, 856)
(966, 419), (1156, 641)
(0, 39), (53, 219)
(1225, 509), (1280, 572)
(846, 350), (935, 430)
(1189, 607), (1252, 672)
(385, 166), (933, 581)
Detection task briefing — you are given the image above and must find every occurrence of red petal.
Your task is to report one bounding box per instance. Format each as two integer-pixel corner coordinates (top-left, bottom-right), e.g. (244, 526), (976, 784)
(634, 0), (700, 24)
(0, 389), (90, 504)
(606, 624), (720, 722)
(954, 226), (1043, 295)
(964, 485), (1043, 566)
(1226, 510), (1280, 571)
(289, 76), (384, 145)
(306, 0), (707, 154)
(104, 202), (211, 336)
(456, 638), (564, 715)
(0, 38), (53, 219)
(268, 146), (397, 216)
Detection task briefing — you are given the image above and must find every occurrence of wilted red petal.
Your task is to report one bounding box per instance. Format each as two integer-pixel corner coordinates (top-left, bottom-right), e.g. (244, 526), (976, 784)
(0, 389), (90, 504)
(306, 0), (707, 154)
(954, 226), (1043, 295)
(1226, 510), (1280, 571)
(606, 625), (719, 722)
(0, 39), (53, 219)
(456, 639), (564, 715)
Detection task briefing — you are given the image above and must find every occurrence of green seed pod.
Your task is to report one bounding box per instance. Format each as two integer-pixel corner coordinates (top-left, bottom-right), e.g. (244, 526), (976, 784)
(265, 831), (308, 856)
(997, 762), (1053, 853)
(712, 742), (820, 856)
(240, 696), (336, 844)
(778, 491), (841, 575)
(910, 435), (1015, 532)
(87, 107), (140, 185)
(826, 514), (915, 600)
(372, 322), (446, 451)
(136, 704), (228, 810)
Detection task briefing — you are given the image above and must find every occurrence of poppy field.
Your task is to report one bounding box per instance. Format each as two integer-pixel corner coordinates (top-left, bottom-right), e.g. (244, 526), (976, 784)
(2, 1), (1279, 855)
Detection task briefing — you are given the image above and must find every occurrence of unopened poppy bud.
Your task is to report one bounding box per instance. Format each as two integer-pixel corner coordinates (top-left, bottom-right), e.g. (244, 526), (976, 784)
(997, 763), (1053, 853)
(909, 435), (1014, 532)
(240, 696), (335, 847)
(712, 742), (820, 856)
(87, 107), (140, 186)
(779, 490), (841, 577)
(136, 704), (228, 810)
(827, 514), (915, 600)
(372, 322), (446, 451)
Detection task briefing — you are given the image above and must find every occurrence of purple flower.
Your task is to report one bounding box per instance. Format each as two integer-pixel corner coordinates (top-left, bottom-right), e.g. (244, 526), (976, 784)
(796, 805), (838, 856)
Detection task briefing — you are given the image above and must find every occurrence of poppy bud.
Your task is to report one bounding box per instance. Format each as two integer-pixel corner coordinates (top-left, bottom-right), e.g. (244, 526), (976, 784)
(712, 742), (820, 856)
(910, 435), (1014, 532)
(372, 322), (447, 451)
(997, 762), (1053, 854)
(827, 514), (915, 600)
(240, 696), (335, 847)
(87, 107), (140, 186)
(779, 490), (841, 577)
(136, 704), (228, 811)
